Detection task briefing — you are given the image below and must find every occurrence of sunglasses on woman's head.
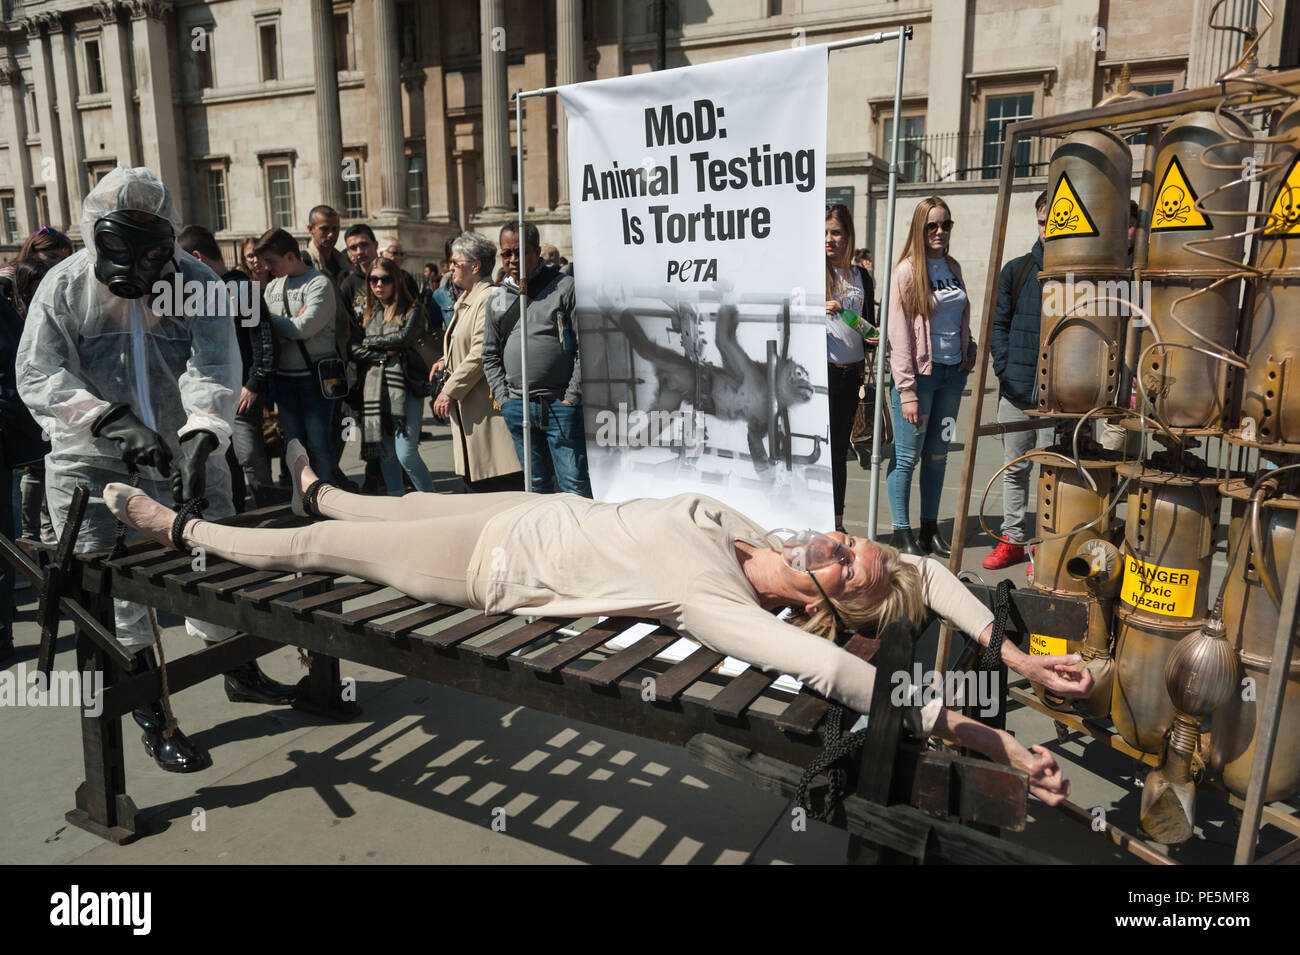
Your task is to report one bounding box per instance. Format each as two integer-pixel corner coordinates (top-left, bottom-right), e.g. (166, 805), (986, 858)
(925, 220), (955, 234)
(34, 226), (67, 240)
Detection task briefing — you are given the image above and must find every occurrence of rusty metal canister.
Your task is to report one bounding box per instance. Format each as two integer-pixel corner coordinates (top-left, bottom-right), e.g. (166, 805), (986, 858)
(1241, 100), (1300, 448)
(1042, 130), (1133, 271)
(1139, 111), (1252, 431)
(1207, 483), (1300, 801)
(1036, 271), (1124, 414)
(1033, 459), (1115, 596)
(1037, 130), (1133, 415)
(1147, 110), (1252, 269)
(1029, 459), (1118, 716)
(1110, 463), (1219, 752)
(1137, 279), (1240, 429)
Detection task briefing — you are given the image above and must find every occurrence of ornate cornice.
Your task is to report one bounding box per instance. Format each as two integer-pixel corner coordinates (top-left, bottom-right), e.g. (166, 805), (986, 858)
(94, 1), (126, 26)
(125, 0), (171, 22)
(0, 62), (21, 87)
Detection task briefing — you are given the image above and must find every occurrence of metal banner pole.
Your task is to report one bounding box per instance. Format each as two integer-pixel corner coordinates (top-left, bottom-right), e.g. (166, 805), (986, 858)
(865, 25), (910, 541)
(515, 87), (532, 491)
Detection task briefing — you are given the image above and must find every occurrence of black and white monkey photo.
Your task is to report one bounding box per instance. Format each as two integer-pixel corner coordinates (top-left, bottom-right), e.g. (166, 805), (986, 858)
(595, 286), (816, 472)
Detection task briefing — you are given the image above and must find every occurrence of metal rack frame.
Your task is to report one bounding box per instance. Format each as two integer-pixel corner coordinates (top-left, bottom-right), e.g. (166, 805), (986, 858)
(943, 68), (1300, 864)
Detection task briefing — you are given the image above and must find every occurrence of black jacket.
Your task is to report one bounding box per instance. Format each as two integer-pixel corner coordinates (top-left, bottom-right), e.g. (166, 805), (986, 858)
(0, 296), (48, 467)
(223, 268), (275, 395)
(991, 238), (1043, 405)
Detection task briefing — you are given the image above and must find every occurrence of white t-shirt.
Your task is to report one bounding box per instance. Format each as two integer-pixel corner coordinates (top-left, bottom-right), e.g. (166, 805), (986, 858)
(926, 257), (966, 366)
(825, 266), (866, 364)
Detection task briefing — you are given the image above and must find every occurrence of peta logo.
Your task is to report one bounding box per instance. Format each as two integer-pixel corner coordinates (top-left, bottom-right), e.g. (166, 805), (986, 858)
(49, 885), (151, 935)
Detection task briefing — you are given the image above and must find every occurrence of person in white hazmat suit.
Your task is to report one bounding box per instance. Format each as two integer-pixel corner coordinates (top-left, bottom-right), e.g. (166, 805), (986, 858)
(16, 166), (298, 773)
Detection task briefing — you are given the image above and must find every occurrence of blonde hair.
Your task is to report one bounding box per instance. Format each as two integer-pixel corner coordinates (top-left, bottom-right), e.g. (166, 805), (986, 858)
(787, 541), (927, 641)
(896, 196), (952, 321)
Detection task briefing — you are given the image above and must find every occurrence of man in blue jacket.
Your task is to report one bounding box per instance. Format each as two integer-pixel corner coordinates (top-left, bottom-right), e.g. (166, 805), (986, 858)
(985, 191), (1053, 570)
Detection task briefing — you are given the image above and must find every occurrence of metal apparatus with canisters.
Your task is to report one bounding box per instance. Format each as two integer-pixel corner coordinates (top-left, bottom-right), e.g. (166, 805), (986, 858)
(943, 14), (1300, 864)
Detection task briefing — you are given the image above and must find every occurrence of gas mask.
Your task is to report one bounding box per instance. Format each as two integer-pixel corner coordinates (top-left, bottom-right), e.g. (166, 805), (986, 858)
(93, 210), (176, 299)
(769, 528), (854, 643)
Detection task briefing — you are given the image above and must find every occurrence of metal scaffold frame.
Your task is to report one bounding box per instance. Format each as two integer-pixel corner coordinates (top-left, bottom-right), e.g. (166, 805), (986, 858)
(945, 68), (1300, 865)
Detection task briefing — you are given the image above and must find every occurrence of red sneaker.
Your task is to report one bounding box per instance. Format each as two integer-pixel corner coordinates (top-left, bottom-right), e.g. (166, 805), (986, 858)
(982, 542), (1026, 570)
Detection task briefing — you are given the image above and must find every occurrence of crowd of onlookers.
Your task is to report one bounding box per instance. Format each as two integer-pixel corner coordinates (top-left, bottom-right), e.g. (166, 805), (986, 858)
(0, 201), (592, 656)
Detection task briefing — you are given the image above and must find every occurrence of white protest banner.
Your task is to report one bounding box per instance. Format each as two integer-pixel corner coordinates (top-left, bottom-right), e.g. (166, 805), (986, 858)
(560, 45), (831, 530)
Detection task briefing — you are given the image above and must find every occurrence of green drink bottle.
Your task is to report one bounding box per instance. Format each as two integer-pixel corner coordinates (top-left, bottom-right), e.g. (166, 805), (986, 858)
(839, 308), (878, 342)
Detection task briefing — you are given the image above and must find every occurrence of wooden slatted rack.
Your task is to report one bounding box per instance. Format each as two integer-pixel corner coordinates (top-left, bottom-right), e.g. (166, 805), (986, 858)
(2, 501), (1053, 864)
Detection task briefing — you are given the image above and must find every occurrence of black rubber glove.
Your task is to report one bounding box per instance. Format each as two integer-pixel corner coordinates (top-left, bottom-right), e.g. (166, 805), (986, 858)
(172, 430), (219, 505)
(91, 404), (172, 475)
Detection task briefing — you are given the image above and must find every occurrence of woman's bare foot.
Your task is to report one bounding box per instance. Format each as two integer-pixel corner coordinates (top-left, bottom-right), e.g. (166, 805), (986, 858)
(287, 439), (320, 517)
(104, 483), (184, 549)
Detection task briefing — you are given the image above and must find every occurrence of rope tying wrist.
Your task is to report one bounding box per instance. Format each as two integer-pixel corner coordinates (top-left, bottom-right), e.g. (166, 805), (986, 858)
(794, 703), (871, 822)
(170, 497), (207, 551)
(977, 579), (1014, 672)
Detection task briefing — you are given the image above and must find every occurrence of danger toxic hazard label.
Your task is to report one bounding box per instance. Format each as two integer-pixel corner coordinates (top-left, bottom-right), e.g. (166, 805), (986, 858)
(1122, 555), (1198, 617)
(1030, 633), (1067, 656)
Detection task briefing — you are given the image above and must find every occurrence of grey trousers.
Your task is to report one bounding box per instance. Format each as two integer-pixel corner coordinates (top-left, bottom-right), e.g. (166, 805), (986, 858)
(231, 406), (274, 504)
(998, 396), (1052, 543)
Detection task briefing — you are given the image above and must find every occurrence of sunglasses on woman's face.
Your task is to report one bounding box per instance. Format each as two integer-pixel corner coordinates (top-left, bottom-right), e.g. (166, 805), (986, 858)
(925, 219), (955, 234)
(369, 275), (393, 286)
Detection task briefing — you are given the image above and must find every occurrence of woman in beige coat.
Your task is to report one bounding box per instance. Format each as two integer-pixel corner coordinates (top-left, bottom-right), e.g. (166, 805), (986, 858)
(431, 233), (523, 492)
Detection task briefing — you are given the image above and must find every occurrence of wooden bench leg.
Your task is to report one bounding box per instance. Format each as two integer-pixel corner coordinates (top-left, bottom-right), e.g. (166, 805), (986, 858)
(65, 595), (142, 844)
(292, 652), (362, 720)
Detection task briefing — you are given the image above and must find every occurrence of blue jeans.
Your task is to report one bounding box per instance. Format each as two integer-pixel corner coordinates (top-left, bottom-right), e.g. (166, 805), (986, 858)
(501, 397), (593, 496)
(887, 363), (968, 527)
(274, 374), (340, 483)
(379, 390), (436, 495)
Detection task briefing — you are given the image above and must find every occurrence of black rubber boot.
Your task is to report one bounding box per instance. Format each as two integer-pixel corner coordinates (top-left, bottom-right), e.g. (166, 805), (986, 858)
(131, 649), (212, 773)
(890, 527), (923, 556)
(224, 660), (299, 705)
(918, 521), (952, 558)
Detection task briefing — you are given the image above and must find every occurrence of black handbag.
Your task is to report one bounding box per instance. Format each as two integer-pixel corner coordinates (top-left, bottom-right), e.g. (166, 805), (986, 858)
(295, 341), (349, 401)
(403, 307), (442, 398)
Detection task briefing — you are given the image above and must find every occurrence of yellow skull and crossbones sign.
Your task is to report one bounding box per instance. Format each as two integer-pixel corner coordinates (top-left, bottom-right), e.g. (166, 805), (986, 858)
(1273, 186), (1300, 230)
(1049, 197), (1079, 234)
(1156, 184), (1190, 225)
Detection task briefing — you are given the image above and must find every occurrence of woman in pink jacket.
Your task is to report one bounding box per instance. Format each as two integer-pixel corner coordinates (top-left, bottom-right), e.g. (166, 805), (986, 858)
(885, 197), (974, 557)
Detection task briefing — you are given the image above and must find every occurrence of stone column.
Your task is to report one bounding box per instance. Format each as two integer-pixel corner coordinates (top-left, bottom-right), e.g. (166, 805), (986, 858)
(479, 0), (511, 213)
(311, 0), (344, 212)
(94, 1), (140, 167)
(23, 16), (68, 228)
(554, 0), (582, 212)
(0, 62), (37, 238)
(373, 0), (405, 215)
(1189, 0), (1255, 86)
(1055, 0), (1102, 114)
(48, 15), (88, 238)
(423, 16), (454, 226)
(129, 0), (183, 211)
(925, 0), (967, 178)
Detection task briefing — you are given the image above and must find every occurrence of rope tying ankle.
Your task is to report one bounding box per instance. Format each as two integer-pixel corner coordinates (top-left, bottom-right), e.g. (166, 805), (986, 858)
(302, 479), (327, 518)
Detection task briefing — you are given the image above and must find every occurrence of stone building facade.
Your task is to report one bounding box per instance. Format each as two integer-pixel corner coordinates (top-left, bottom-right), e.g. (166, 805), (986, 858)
(0, 0), (1292, 288)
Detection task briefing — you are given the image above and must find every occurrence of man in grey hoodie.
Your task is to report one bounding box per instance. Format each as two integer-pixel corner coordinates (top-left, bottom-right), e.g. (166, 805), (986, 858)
(483, 221), (592, 496)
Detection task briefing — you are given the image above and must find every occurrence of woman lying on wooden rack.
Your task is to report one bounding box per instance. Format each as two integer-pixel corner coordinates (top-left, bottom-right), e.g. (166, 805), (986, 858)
(106, 440), (1092, 805)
